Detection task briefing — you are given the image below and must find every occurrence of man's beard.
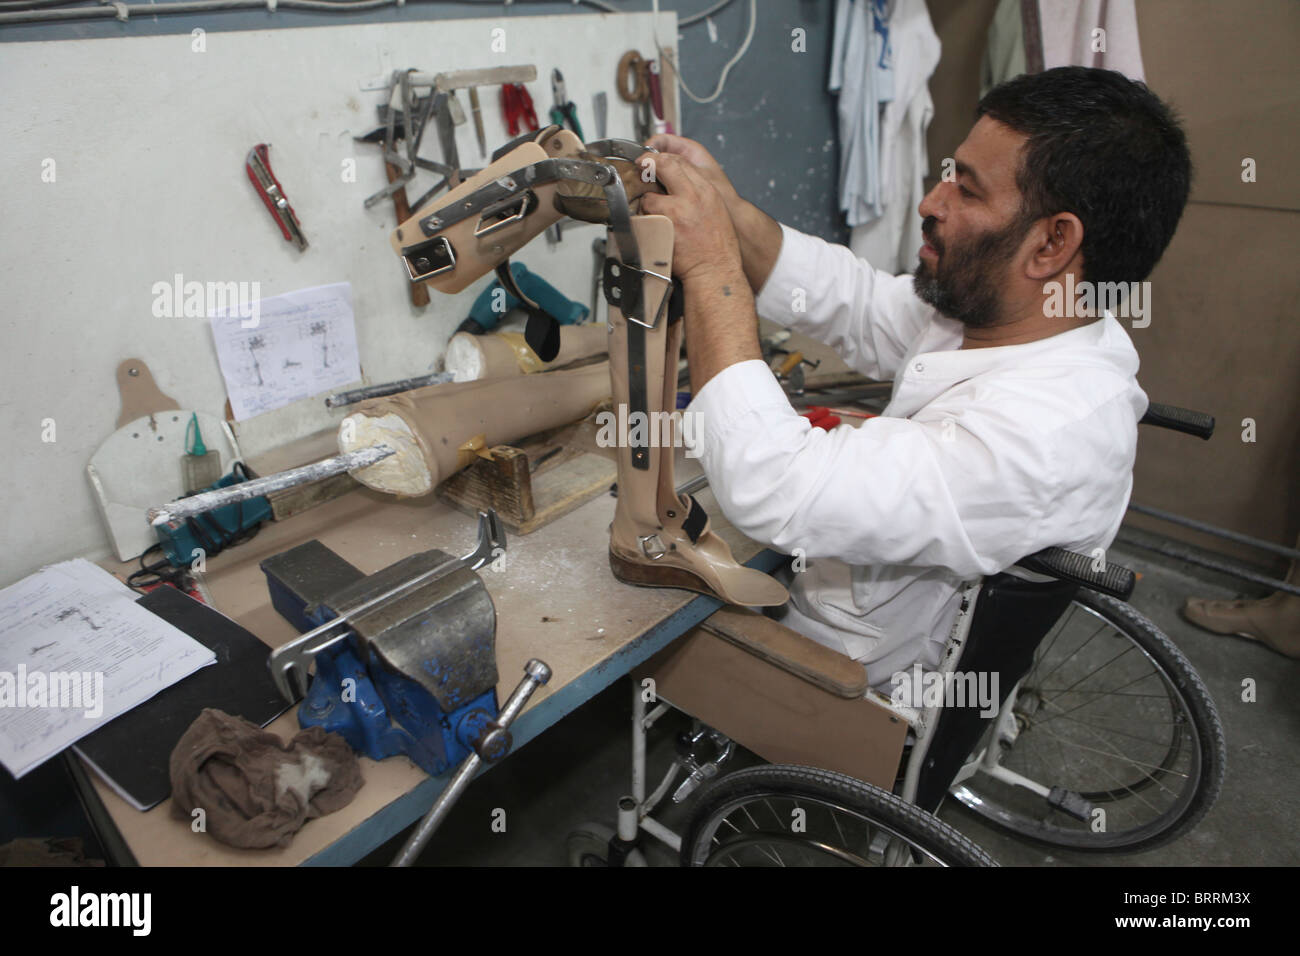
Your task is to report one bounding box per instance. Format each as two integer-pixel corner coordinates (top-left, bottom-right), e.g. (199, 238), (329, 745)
(912, 214), (1030, 329)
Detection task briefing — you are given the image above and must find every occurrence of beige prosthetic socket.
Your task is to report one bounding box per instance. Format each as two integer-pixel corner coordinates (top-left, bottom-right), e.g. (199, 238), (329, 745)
(605, 215), (788, 607)
(445, 324), (609, 381)
(390, 127), (585, 294)
(338, 362), (610, 497)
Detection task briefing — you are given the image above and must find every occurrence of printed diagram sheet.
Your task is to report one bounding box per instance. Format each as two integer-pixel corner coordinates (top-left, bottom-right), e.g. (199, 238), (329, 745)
(210, 282), (362, 421)
(0, 560), (214, 778)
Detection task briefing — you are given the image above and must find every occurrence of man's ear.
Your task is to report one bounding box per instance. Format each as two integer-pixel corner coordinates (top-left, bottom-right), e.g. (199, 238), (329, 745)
(1025, 212), (1084, 281)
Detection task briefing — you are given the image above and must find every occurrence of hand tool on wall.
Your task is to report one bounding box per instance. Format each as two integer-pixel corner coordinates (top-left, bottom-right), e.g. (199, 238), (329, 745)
(549, 69), (584, 140)
(182, 413), (223, 491)
(246, 144), (308, 250)
(593, 91), (608, 140)
(501, 82), (539, 136)
(468, 87), (487, 158)
(646, 59), (674, 135)
(617, 51), (654, 142)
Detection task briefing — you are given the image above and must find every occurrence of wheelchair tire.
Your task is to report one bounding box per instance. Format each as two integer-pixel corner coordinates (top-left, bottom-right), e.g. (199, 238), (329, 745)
(681, 765), (997, 867)
(950, 589), (1226, 853)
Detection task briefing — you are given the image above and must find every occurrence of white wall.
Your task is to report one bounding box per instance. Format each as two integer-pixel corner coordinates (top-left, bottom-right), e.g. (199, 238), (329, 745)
(0, 11), (676, 585)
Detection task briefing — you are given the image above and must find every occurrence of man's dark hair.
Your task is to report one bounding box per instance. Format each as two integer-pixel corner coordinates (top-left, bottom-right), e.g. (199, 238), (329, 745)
(976, 66), (1191, 285)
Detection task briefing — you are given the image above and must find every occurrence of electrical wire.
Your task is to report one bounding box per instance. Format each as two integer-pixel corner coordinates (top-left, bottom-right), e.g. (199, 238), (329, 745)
(651, 0), (755, 104)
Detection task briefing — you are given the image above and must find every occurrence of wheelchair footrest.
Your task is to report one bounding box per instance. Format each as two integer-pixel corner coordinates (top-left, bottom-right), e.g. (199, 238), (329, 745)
(1047, 786), (1093, 822)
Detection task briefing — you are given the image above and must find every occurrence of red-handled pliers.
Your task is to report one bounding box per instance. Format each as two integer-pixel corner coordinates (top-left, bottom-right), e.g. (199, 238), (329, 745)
(501, 83), (540, 137)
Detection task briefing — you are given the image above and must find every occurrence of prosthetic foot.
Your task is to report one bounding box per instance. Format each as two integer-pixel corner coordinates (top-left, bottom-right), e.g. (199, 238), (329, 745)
(603, 216), (788, 607)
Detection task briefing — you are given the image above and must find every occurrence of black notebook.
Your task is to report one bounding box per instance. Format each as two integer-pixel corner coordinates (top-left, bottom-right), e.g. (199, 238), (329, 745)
(73, 586), (291, 810)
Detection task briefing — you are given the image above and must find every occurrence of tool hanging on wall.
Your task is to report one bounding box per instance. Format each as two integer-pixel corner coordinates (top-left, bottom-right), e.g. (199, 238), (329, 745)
(549, 69), (584, 140)
(501, 82), (540, 137)
(245, 144), (308, 251)
(592, 91), (608, 140)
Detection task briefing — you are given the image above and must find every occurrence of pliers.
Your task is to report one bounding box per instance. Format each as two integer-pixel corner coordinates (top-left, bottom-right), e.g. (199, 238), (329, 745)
(548, 69), (584, 140)
(502, 82), (539, 136)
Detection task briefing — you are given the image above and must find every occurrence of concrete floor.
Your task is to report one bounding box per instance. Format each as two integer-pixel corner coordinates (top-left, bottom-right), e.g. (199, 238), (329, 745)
(365, 534), (1300, 867)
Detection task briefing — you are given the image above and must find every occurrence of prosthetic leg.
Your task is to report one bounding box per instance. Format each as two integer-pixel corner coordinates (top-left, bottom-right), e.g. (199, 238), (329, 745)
(390, 130), (788, 607)
(602, 216), (788, 606)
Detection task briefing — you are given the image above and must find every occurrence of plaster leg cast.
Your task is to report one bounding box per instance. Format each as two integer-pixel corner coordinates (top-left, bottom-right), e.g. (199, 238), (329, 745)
(339, 362), (611, 496)
(445, 323), (609, 381)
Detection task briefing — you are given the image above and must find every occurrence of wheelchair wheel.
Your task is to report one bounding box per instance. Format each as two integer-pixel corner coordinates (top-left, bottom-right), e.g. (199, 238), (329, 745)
(681, 766), (997, 867)
(950, 590), (1225, 852)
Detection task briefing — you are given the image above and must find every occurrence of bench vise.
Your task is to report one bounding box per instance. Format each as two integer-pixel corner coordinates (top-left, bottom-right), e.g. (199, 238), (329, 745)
(260, 511), (509, 777)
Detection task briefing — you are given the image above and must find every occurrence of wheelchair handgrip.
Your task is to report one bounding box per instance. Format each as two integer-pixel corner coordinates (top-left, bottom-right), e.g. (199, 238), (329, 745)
(1017, 546), (1136, 600)
(1139, 402), (1214, 440)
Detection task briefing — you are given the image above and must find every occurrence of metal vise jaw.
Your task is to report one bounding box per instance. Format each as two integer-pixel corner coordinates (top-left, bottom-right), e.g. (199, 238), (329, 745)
(261, 511), (510, 776)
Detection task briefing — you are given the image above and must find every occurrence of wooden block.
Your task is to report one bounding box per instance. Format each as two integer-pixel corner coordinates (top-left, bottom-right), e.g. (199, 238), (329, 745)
(701, 606), (870, 698)
(437, 441), (616, 535)
(637, 626), (909, 790)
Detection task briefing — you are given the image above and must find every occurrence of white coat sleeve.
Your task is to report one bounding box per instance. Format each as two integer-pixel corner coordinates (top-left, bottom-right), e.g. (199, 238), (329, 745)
(685, 360), (1062, 579)
(755, 223), (933, 382)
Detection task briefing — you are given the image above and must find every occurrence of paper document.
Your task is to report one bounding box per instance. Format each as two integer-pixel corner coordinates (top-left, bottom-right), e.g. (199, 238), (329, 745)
(210, 282), (362, 421)
(0, 559), (214, 779)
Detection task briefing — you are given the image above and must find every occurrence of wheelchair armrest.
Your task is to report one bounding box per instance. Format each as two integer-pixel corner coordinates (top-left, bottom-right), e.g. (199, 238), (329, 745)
(700, 606), (870, 699)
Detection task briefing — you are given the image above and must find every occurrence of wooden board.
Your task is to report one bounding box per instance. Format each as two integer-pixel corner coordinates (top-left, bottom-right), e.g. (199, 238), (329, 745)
(638, 628), (909, 791)
(437, 421), (618, 534)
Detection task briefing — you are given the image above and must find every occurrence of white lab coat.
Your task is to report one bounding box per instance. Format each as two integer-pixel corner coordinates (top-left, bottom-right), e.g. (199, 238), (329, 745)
(685, 225), (1148, 690)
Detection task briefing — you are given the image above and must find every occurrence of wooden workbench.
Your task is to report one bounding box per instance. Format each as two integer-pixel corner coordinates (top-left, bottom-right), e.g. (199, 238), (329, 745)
(83, 455), (779, 866)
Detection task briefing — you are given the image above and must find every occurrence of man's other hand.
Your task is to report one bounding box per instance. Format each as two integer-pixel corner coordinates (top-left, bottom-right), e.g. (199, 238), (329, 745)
(638, 153), (745, 284)
(646, 133), (740, 205)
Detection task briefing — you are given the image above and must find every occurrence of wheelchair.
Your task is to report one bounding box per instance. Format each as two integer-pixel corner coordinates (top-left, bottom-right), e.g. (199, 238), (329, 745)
(568, 403), (1225, 867)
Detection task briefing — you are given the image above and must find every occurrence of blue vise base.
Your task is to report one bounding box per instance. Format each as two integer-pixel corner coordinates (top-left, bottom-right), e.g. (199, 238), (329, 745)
(260, 540), (500, 776)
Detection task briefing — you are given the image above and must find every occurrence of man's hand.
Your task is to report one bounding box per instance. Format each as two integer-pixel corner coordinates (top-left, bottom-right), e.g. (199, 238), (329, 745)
(644, 134), (783, 295)
(646, 133), (740, 205)
(638, 153), (745, 284)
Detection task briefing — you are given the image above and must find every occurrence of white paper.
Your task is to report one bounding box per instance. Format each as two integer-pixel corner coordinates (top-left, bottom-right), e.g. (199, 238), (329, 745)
(209, 282), (362, 421)
(0, 559), (215, 779)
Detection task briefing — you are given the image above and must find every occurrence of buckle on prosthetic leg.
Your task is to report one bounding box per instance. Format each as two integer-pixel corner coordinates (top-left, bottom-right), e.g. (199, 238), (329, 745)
(603, 259), (674, 330)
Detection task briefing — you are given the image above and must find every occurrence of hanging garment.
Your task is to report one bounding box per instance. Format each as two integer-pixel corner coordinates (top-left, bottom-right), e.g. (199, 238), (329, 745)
(981, 0), (1028, 96)
(848, 0), (941, 274)
(831, 0), (895, 228)
(1030, 0), (1146, 81)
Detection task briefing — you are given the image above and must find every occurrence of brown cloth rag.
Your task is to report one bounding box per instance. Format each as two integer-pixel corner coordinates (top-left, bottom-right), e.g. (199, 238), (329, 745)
(169, 708), (363, 850)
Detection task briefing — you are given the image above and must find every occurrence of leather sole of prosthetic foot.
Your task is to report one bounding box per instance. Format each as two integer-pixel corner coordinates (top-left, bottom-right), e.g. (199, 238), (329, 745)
(608, 548), (789, 608)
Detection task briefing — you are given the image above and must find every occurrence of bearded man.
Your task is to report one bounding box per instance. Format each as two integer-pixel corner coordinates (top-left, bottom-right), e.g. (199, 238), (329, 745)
(639, 66), (1192, 690)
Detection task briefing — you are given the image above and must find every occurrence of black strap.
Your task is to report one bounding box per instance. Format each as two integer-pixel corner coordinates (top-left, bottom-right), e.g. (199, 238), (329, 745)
(496, 260), (562, 362)
(681, 495), (708, 544)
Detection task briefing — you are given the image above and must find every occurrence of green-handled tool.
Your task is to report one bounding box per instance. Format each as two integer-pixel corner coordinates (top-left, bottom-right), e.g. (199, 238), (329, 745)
(549, 69), (584, 140)
(183, 412), (223, 493)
